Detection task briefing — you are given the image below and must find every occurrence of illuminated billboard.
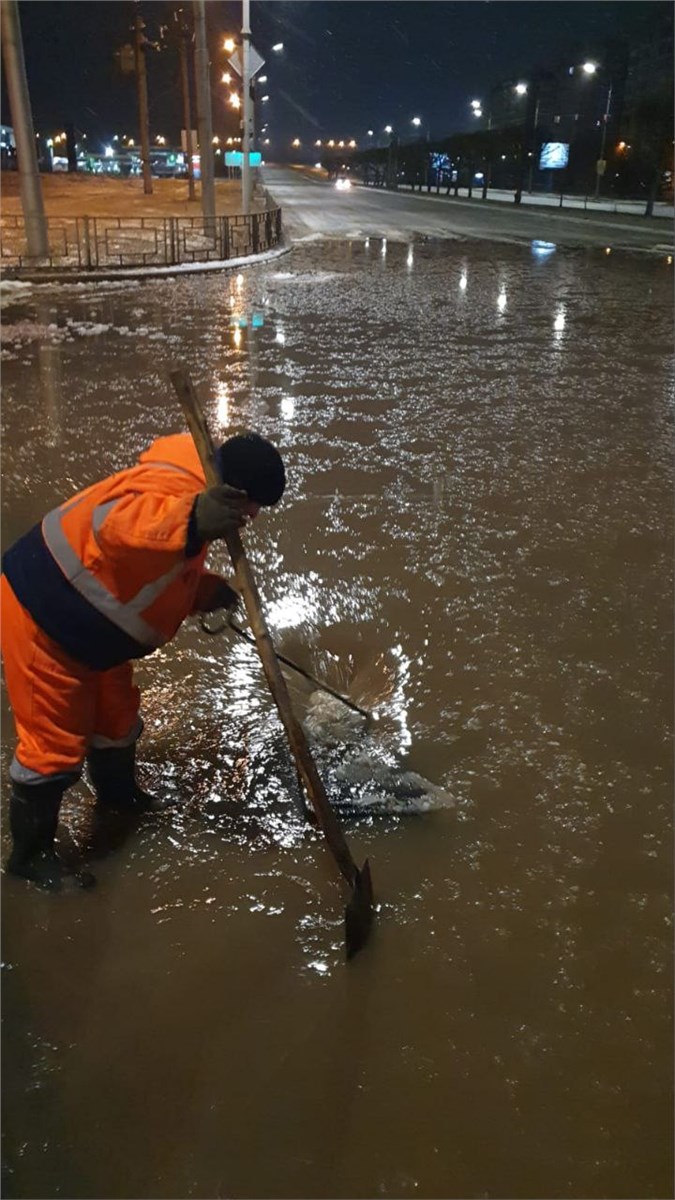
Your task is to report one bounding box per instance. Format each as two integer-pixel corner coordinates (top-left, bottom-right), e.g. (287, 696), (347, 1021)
(539, 142), (569, 171)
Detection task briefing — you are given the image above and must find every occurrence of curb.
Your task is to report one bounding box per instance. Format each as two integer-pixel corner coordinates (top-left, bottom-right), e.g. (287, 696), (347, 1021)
(2, 241), (292, 286)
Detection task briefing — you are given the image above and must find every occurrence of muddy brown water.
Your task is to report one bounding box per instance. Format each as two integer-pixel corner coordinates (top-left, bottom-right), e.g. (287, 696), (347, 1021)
(1, 238), (672, 1199)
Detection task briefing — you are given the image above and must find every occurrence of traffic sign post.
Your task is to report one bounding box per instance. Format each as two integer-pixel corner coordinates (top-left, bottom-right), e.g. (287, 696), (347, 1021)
(227, 43), (265, 79)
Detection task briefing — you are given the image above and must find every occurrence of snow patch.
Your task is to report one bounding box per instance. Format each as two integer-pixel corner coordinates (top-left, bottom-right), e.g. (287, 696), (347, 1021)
(0, 280), (33, 309)
(303, 691), (454, 815)
(267, 270), (340, 285)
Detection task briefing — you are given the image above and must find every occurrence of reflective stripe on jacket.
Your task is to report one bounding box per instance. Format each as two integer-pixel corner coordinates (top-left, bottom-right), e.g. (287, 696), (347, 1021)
(2, 434), (211, 671)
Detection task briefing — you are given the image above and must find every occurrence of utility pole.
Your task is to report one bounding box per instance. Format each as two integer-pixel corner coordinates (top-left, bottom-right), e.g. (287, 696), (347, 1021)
(1, 0), (48, 257)
(241, 0), (252, 214)
(594, 80), (613, 200)
(134, 6), (153, 195)
(193, 0), (215, 224)
(176, 7), (196, 201)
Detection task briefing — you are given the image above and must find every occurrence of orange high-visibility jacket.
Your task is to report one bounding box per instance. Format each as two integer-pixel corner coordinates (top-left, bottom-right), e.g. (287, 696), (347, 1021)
(2, 433), (218, 671)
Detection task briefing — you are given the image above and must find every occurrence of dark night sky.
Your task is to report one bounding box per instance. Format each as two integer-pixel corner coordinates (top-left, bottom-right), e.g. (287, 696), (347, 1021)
(2, 1), (667, 157)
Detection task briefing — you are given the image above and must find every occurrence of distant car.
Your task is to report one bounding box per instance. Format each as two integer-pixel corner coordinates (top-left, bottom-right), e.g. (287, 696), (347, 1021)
(335, 176), (352, 191)
(150, 158), (181, 178)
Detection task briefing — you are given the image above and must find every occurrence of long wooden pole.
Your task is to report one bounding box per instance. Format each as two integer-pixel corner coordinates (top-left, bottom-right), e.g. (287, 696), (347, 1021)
(169, 369), (374, 955)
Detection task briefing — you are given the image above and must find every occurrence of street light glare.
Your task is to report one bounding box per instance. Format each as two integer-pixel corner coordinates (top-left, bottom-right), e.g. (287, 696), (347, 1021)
(384, 125), (393, 133)
(412, 116), (421, 126)
(229, 92), (241, 109)
(515, 82), (527, 95)
(470, 99), (481, 108)
(258, 75), (267, 83)
(223, 37), (236, 53)
(367, 129), (374, 136)
(272, 42), (284, 51)
(222, 72), (232, 84)
(582, 61), (598, 74)
(292, 138), (300, 147)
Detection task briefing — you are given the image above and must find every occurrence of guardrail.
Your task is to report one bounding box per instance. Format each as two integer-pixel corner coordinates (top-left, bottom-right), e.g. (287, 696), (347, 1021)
(360, 177), (672, 219)
(0, 208), (283, 273)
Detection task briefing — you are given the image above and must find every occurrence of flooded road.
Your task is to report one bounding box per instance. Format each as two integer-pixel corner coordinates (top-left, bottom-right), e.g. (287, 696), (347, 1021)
(1, 237), (672, 1199)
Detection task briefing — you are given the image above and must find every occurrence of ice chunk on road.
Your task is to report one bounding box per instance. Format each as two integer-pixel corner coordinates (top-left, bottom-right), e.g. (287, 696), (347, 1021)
(303, 690), (454, 815)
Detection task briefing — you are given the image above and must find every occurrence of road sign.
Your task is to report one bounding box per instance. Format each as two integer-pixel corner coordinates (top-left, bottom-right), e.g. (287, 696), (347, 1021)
(117, 43), (135, 74)
(228, 44), (265, 78)
(225, 151), (262, 167)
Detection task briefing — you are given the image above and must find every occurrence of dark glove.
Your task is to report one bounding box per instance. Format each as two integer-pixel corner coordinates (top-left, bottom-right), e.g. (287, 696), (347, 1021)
(193, 484), (247, 542)
(198, 579), (241, 615)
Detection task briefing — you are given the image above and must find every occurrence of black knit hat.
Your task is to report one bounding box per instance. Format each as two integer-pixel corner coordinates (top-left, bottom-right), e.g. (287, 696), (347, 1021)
(215, 432), (286, 507)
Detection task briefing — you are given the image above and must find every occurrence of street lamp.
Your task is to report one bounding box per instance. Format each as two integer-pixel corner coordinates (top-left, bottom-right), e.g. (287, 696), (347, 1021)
(384, 125), (393, 134)
(412, 116), (421, 127)
(576, 60), (612, 199)
(272, 42), (283, 52)
(515, 82), (528, 95)
(367, 129), (374, 136)
(292, 138), (300, 147)
(223, 37), (236, 53)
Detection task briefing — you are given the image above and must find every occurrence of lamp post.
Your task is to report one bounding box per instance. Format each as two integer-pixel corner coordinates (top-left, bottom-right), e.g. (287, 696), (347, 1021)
(574, 61), (613, 200)
(513, 81), (530, 204)
(595, 79), (613, 199)
(384, 125), (397, 189)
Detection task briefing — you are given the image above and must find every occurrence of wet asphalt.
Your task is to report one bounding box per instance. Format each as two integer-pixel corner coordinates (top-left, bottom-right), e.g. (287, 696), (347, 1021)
(1, 215), (672, 1199)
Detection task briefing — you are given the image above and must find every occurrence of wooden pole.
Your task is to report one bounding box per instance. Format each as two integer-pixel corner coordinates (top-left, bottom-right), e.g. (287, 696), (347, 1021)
(168, 370), (376, 935)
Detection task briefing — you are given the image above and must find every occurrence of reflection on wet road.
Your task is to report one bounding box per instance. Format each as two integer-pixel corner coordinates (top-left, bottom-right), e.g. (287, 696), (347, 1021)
(1, 237), (672, 1199)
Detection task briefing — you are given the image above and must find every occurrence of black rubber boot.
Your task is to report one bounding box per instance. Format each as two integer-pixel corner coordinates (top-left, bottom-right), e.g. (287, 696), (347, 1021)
(87, 743), (172, 812)
(5, 781), (96, 891)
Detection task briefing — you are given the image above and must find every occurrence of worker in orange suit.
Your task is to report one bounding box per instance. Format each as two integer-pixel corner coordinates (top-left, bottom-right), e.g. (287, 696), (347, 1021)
(1, 430), (286, 891)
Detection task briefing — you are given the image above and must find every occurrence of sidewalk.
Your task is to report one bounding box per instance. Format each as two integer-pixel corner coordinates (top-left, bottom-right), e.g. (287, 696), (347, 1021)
(391, 180), (673, 220)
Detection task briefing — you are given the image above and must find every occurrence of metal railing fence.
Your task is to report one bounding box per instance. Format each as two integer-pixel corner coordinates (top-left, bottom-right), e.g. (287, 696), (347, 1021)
(0, 208), (283, 273)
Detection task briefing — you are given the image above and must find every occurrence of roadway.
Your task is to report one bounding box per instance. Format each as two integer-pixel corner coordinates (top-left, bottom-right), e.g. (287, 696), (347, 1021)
(264, 164), (674, 254)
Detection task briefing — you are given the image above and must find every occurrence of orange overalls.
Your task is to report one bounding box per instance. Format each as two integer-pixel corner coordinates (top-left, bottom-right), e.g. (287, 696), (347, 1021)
(1, 434), (222, 785)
